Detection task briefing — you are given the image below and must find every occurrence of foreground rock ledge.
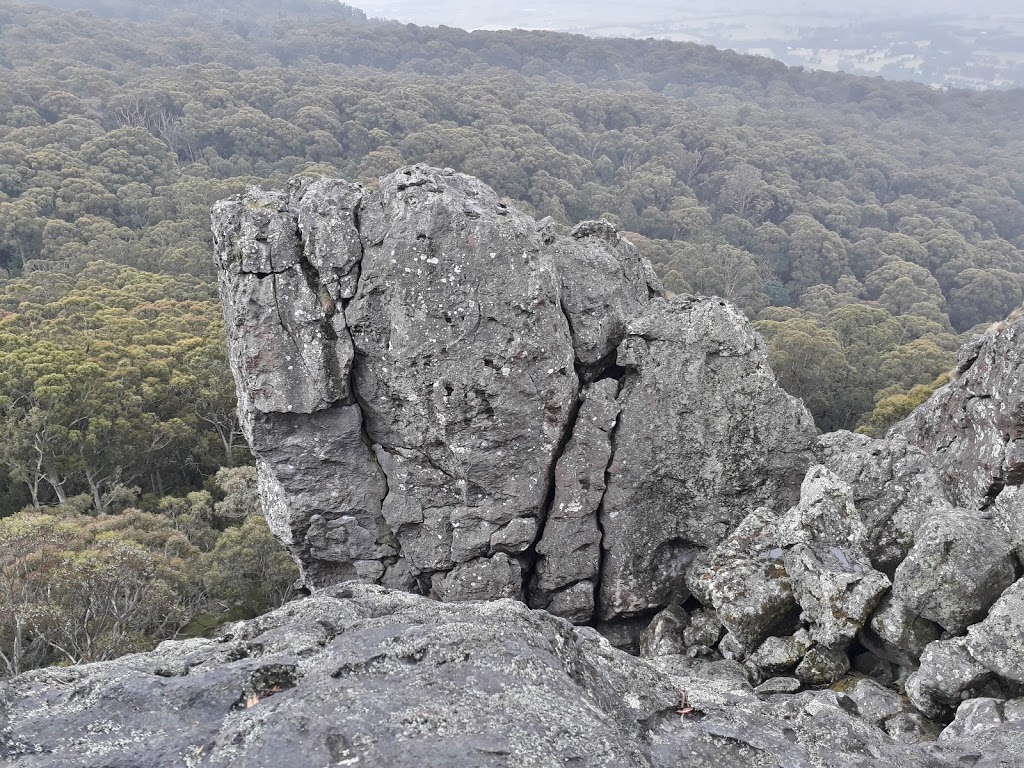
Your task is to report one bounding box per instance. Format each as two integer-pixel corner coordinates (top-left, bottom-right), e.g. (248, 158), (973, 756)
(3, 583), (1024, 768)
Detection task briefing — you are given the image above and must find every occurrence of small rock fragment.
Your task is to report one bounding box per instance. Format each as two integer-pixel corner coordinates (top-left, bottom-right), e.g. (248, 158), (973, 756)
(796, 646), (850, 686)
(748, 630), (812, 676)
(883, 712), (943, 744)
(836, 676), (911, 726)
(940, 698), (1005, 740)
(756, 676), (802, 695)
(905, 637), (993, 719)
(639, 604), (689, 658)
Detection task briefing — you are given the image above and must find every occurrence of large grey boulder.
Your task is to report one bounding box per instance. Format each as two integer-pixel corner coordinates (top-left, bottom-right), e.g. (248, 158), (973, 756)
(816, 431), (955, 575)
(214, 166), (582, 597)
(891, 511), (1016, 634)
(347, 167), (579, 599)
(597, 297), (817, 619)
(893, 318), (1024, 511)
(213, 165), (815, 626)
(905, 637), (995, 720)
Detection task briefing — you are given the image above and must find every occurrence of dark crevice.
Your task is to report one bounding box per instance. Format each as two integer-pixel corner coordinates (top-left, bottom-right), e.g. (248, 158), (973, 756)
(579, 346), (628, 384)
(589, 372), (629, 627)
(682, 594), (705, 613)
(343, 212), (403, 588)
(521, 383), (585, 604)
(980, 477), (1005, 511)
(594, 362), (626, 382)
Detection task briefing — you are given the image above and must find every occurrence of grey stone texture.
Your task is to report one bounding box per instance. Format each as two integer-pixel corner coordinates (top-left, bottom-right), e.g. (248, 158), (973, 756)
(209, 167), (1024, 756)
(213, 165), (816, 626)
(892, 511), (1016, 634)
(893, 317), (1024, 510)
(5, 583), (1024, 768)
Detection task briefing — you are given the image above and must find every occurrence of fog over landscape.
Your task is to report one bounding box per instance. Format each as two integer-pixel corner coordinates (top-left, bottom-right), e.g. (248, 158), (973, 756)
(358, 0), (1024, 89)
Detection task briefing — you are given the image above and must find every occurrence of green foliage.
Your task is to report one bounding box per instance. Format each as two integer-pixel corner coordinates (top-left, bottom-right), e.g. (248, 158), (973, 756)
(0, 467), (296, 678)
(202, 514), (298, 619)
(0, 261), (238, 513)
(0, 509), (199, 672)
(857, 373), (952, 437)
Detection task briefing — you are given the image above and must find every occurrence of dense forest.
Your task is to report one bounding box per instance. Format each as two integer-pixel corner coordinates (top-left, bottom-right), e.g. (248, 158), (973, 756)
(0, 0), (1022, 673)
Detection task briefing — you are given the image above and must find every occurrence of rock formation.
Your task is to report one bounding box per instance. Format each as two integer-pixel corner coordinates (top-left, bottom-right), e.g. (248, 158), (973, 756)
(211, 165), (818, 627)
(212, 163), (1024, 721)
(6, 165), (1023, 764)
(214, 166), (1024, 738)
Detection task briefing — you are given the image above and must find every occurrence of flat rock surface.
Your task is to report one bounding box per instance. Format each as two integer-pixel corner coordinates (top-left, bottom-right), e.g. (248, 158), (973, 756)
(4, 584), (1024, 768)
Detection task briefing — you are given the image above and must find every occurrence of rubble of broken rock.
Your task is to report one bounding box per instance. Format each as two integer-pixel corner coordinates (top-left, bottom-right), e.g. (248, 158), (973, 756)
(3, 165), (1022, 766)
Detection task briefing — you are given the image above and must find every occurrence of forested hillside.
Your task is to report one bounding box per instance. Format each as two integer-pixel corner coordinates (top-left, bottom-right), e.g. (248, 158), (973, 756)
(0, 0), (1022, 668)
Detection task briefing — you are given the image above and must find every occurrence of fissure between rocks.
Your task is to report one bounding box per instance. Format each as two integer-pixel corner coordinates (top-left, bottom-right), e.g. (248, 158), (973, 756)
(521, 361), (586, 602)
(590, 376), (626, 626)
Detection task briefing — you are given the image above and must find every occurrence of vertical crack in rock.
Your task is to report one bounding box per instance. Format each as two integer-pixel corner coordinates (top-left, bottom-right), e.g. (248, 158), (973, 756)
(524, 218), (659, 622)
(213, 179), (395, 589)
(520, 379), (584, 607)
(527, 373), (620, 624)
(588, 369), (629, 626)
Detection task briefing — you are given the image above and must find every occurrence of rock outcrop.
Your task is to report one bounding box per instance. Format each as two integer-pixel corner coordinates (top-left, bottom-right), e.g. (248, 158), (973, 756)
(202, 166), (1024, 757)
(894, 320), (1024, 510)
(212, 165), (817, 626)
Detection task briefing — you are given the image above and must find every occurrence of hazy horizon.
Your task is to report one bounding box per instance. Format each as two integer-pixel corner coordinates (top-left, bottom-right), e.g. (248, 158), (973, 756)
(356, 0), (1024, 30)
(353, 1), (1024, 90)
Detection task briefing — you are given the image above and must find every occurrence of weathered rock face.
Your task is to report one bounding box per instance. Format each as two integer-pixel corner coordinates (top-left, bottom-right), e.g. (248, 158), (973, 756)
(211, 166), (1024, 750)
(597, 298), (818, 619)
(5, 583), (1024, 768)
(213, 165), (814, 625)
(892, 511), (1016, 634)
(214, 167), (584, 599)
(893, 318), (1024, 510)
(816, 431), (954, 576)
